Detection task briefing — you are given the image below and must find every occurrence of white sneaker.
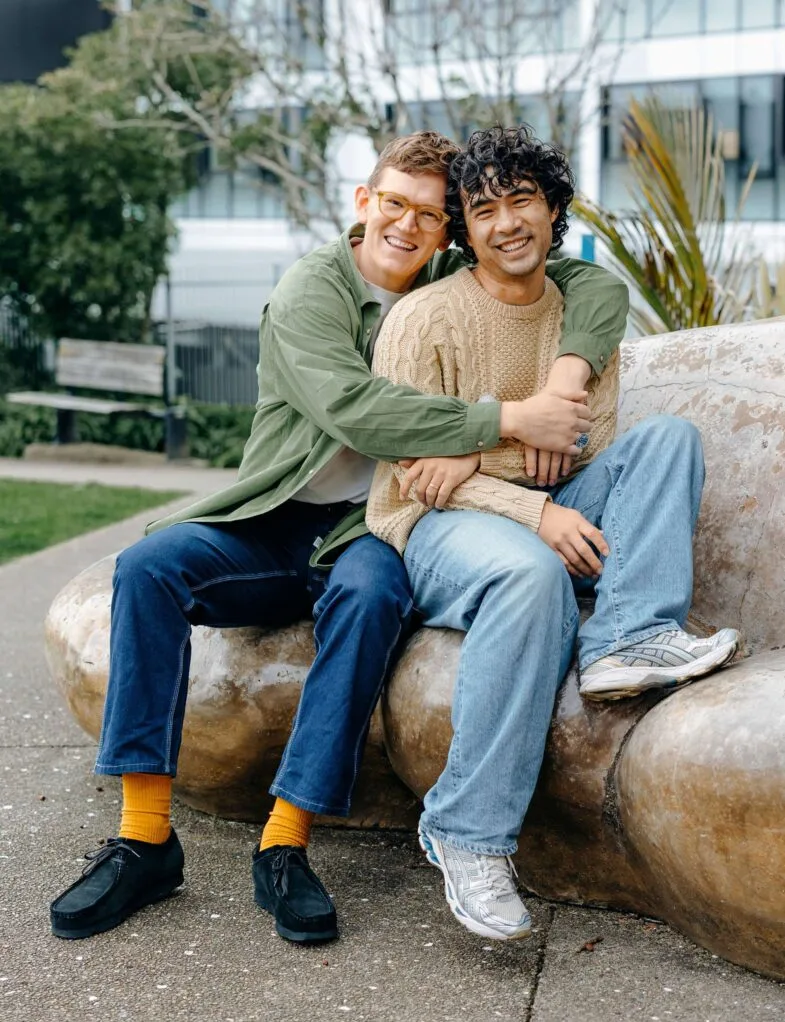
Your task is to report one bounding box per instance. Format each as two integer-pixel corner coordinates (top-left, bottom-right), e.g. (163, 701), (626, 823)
(418, 822), (532, 941)
(580, 627), (741, 701)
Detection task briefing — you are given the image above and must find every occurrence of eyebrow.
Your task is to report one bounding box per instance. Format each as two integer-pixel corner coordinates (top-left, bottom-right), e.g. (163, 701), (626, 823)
(469, 182), (538, 210)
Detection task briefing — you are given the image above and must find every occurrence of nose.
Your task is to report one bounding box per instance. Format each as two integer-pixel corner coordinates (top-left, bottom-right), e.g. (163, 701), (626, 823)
(396, 207), (418, 233)
(495, 203), (521, 234)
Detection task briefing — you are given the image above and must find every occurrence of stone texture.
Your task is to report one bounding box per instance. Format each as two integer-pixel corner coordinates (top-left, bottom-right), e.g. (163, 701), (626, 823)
(43, 318), (785, 979)
(44, 555), (420, 831)
(616, 317), (785, 654)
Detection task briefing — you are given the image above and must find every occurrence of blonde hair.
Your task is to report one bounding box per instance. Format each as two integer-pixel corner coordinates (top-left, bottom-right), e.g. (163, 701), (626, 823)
(367, 131), (461, 189)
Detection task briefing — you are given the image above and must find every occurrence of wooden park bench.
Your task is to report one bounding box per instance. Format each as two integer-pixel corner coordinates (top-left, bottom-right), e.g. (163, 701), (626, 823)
(7, 338), (188, 459)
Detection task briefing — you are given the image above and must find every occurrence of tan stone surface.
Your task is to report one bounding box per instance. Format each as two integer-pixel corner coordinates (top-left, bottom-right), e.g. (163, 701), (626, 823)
(43, 318), (785, 978)
(44, 554), (419, 830)
(617, 318), (785, 653)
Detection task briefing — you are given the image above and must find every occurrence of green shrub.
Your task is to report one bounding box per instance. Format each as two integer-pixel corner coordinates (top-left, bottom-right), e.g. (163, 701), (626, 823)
(0, 400), (255, 467)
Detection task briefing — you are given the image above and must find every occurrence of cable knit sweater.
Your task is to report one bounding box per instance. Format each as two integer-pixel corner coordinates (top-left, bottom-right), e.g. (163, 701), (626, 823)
(366, 268), (620, 554)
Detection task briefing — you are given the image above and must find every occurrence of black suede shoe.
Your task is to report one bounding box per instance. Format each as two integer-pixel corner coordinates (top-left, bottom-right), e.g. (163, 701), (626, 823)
(253, 845), (338, 944)
(50, 830), (185, 939)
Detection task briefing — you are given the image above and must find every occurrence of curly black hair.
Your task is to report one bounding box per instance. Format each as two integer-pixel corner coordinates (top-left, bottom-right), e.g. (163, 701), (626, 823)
(447, 125), (575, 261)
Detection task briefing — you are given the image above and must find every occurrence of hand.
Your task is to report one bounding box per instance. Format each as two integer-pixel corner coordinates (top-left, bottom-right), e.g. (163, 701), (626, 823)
(537, 502), (609, 577)
(398, 453), (481, 509)
(524, 446), (573, 487)
(544, 354), (592, 396)
(500, 391), (591, 453)
(520, 356), (590, 484)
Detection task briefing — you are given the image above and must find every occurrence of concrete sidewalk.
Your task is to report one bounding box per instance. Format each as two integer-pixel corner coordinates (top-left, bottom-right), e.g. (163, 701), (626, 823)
(1, 458), (783, 1022)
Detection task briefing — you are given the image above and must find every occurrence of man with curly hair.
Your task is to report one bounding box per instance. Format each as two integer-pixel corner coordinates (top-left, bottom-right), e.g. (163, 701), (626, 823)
(367, 126), (740, 942)
(49, 130), (631, 946)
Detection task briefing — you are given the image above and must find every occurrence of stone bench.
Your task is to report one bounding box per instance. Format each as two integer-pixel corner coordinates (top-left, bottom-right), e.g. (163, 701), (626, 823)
(44, 318), (785, 979)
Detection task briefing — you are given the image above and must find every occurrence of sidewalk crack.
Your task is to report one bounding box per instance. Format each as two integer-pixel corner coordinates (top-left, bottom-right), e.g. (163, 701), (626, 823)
(525, 902), (555, 1022)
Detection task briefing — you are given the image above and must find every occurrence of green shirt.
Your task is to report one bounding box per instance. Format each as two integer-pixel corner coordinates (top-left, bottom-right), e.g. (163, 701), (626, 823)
(149, 226), (629, 566)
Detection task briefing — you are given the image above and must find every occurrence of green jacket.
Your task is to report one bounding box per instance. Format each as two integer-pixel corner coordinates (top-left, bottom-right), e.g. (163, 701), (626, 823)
(149, 226), (629, 567)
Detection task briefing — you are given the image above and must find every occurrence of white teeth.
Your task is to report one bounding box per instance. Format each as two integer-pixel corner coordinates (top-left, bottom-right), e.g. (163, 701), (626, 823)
(499, 238), (529, 253)
(386, 236), (416, 252)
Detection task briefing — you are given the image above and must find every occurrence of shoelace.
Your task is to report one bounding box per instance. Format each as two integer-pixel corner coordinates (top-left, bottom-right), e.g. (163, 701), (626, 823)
(82, 838), (141, 877)
(270, 846), (307, 898)
(478, 854), (519, 897)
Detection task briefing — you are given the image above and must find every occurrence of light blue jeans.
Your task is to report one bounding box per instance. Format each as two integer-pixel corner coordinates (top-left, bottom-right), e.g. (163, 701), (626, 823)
(403, 415), (704, 855)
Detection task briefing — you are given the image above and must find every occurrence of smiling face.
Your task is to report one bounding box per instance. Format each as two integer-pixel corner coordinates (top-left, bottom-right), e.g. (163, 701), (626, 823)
(463, 176), (558, 303)
(353, 168), (450, 293)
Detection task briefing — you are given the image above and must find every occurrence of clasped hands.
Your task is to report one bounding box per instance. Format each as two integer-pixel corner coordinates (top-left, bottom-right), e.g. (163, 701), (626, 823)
(397, 356), (608, 578)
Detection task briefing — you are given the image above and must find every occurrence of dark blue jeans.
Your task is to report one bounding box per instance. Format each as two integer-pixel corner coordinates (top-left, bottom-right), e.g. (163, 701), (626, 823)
(95, 501), (414, 816)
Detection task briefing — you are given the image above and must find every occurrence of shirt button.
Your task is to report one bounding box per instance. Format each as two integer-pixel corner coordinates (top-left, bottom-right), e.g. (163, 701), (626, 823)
(600, 355), (605, 362)
(477, 441), (485, 448)
(366, 328), (371, 335)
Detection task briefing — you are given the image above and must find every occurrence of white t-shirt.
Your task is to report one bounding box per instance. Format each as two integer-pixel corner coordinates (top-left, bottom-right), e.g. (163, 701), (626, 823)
(292, 279), (409, 505)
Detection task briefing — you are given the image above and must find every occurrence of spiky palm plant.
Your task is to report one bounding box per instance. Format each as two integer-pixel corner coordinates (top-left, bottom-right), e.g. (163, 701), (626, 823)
(573, 96), (757, 335)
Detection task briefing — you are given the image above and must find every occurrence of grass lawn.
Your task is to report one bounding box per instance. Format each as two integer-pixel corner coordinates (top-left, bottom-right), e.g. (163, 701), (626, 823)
(0, 480), (186, 564)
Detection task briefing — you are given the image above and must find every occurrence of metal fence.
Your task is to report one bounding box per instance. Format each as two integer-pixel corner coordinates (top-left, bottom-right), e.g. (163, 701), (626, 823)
(0, 287), (264, 406)
(156, 319), (260, 406)
(0, 300), (53, 392)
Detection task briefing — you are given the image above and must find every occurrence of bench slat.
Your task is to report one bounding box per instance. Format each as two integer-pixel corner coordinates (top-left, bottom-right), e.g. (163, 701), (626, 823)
(56, 339), (165, 396)
(7, 392), (154, 415)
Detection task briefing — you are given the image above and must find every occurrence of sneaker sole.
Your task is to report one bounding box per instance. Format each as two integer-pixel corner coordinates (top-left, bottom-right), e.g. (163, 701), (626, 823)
(580, 639), (738, 702)
(254, 892), (337, 945)
(418, 829), (532, 942)
(51, 872), (184, 939)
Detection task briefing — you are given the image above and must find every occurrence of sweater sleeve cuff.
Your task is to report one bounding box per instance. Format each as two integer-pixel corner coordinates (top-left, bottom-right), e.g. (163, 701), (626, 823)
(480, 445), (526, 480)
(516, 489), (551, 533)
(558, 333), (608, 378)
(464, 401), (501, 452)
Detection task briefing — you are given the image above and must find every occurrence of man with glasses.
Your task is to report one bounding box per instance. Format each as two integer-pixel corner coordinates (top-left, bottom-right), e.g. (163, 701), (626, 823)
(50, 131), (628, 946)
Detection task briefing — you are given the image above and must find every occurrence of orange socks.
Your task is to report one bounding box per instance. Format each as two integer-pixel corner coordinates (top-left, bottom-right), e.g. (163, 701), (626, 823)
(119, 773), (173, 845)
(119, 780), (311, 850)
(260, 798), (314, 851)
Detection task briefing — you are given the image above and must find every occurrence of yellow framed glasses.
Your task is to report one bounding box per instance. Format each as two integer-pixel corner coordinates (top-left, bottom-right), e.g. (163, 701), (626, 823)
(375, 191), (451, 232)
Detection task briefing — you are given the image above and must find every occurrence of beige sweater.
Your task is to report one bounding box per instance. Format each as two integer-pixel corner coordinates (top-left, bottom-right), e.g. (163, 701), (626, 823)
(366, 268), (619, 554)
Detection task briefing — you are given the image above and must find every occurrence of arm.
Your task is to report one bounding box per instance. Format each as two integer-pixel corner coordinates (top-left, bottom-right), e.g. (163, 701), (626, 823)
(371, 294), (551, 532)
(262, 279), (499, 462)
(389, 457), (550, 532)
(545, 257), (629, 376)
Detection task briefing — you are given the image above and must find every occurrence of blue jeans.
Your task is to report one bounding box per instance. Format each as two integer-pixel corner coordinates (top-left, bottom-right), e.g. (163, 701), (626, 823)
(96, 501), (414, 817)
(404, 416), (704, 855)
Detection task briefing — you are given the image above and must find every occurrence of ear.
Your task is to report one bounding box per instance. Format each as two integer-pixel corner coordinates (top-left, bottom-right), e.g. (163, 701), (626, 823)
(550, 204), (559, 224)
(437, 233), (451, 252)
(355, 184), (371, 224)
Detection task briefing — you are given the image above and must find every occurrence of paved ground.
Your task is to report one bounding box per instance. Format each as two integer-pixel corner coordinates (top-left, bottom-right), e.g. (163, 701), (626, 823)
(1, 458), (784, 1022)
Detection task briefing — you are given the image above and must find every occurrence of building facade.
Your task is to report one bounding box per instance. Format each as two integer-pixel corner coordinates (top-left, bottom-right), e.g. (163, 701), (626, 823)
(2, 1), (781, 324)
(163, 0), (785, 325)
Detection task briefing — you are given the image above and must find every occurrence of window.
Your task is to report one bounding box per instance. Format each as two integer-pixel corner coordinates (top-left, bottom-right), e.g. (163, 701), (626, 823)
(386, 0), (577, 65)
(600, 76), (784, 221)
(740, 0), (779, 29)
(703, 0), (738, 32)
(650, 0), (700, 37)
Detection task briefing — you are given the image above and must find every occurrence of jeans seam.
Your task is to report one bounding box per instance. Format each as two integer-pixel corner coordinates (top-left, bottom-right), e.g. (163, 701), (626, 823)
(268, 784), (348, 816)
(163, 627), (190, 774)
(351, 596), (413, 784)
(95, 761), (174, 775)
(191, 568), (298, 594)
(403, 560), (469, 595)
(421, 820), (517, 858)
(563, 606), (580, 637)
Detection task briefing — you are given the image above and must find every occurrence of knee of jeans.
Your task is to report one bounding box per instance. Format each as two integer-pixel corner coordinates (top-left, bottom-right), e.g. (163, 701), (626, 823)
(497, 542), (567, 600)
(113, 532), (174, 589)
(631, 414), (702, 455)
(328, 536), (413, 614)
